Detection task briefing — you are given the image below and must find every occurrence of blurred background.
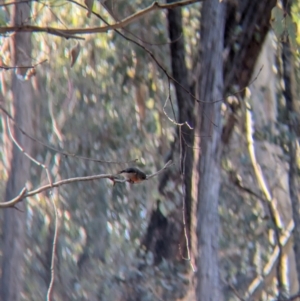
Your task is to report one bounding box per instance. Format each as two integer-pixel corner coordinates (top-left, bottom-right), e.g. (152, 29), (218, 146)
(0, 0), (300, 300)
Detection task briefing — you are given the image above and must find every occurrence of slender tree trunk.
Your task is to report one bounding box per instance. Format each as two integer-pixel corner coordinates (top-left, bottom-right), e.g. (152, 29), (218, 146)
(0, 1), (33, 300)
(141, 1), (196, 266)
(167, 0), (194, 246)
(192, 1), (225, 300)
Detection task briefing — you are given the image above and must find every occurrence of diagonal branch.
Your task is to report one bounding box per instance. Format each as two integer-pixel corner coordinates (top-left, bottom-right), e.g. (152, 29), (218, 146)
(244, 97), (288, 298)
(6, 114), (58, 301)
(146, 160), (173, 180)
(245, 100), (283, 229)
(7, 116), (52, 185)
(0, 188), (28, 208)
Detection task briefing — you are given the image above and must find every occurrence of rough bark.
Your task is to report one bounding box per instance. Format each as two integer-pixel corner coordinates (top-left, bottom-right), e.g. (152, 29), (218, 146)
(167, 0), (194, 237)
(224, 0), (277, 90)
(138, 0), (277, 276)
(166, 0), (195, 260)
(0, 1), (33, 300)
(281, 0), (300, 287)
(192, 1), (225, 300)
(142, 0), (195, 263)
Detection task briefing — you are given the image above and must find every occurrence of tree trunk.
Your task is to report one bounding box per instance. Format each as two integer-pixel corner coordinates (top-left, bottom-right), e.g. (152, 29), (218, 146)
(141, 1), (196, 265)
(222, 0), (277, 144)
(167, 0), (194, 247)
(282, 0), (300, 287)
(192, 1), (225, 300)
(0, 1), (33, 300)
(224, 0), (277, 91)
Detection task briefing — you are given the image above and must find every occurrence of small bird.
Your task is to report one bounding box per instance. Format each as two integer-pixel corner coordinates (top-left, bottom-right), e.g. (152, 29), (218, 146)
(118, 167), (147, 184)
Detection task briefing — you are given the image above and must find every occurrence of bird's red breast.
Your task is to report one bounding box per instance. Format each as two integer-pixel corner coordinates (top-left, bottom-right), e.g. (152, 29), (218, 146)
(119, 167), (147, 183)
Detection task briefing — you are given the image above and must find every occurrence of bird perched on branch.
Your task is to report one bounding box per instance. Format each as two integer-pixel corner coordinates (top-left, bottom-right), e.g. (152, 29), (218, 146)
(119, 167), (147, 184)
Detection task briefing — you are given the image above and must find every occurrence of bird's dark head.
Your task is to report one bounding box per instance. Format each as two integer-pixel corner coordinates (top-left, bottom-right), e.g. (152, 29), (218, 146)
(140, 173), (146, 180)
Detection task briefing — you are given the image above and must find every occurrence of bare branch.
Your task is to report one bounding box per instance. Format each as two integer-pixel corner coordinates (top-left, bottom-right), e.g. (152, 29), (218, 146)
(0, 161), (173, 208)
(245, 98), (283, 228)
(244, 96), (289, 299)
(71, 0), (213, 108)
(7, 113), (58, 300)
(0, 0), (216, 107)
(0, 188), (27, 208)
(7, 117), (52, 185)
(1, 0), (234, 106)
(229, 171), (267, 202)
(46, 193), (58, 301)
(146, 160), (173, 180)
(0, 58), (47, 70)
(162, 79), (193, 128)
(0, 1), (201, 37)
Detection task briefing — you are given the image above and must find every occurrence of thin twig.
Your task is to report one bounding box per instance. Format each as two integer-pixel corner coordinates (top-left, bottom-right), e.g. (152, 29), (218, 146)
(163, 94), (184, 126)
(230, 173), (267, 202)
(7, 115), (57, 301)
(7, 117), (52, 185)
(2, 0), (261, 107)
(162, 79), (193, 128)
(46, 192), (58, 301)
(0, 58), (47, 70)
(2, 0), (220, 104)
(146, 160), (173, 180)
(71, 0), (217, 105)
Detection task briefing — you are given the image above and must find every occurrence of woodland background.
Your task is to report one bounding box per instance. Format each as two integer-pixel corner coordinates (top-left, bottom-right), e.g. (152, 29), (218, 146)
(0, 0), (300, 300)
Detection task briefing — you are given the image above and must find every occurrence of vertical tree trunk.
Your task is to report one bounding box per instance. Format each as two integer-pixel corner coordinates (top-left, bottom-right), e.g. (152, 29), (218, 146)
(142, 1), (196, 265)
(0, 1), (33, 301)
(281, 0), (300, 287)
(192, 1), (225, 300)
(167, 0), (194, 245)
